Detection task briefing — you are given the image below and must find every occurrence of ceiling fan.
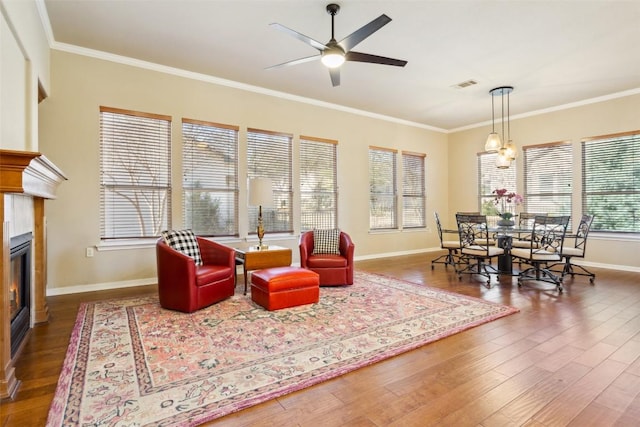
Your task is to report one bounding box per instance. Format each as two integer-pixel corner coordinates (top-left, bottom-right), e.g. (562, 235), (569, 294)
(267, 3), (407, 87)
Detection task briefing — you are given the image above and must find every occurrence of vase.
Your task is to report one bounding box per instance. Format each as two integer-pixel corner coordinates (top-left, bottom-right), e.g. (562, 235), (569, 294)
(497, 218), (515, 227)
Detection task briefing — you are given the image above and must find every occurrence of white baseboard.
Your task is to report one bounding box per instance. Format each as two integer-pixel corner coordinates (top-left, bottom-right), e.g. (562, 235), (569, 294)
(45, 248), (639, 296)
(46, 278), (157, 296)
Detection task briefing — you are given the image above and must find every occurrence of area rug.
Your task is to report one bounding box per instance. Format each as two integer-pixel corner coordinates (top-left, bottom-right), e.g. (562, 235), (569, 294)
(46, 271), (518, 426)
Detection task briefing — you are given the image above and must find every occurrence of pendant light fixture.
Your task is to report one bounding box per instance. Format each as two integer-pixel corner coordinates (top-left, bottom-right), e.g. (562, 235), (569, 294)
(484, 90), (502, 152)
(485, 86), (516, 168)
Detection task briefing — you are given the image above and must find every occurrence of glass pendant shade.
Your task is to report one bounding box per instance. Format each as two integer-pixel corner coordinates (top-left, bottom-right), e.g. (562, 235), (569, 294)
(485, 86), (516, 168)
(485, 132), (502, 152)
(504, 140), (517, 160)
(496, 148), (511, 169)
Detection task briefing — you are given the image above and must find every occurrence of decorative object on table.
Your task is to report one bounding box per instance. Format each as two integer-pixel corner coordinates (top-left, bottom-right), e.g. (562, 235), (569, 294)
(484, 86), (517, 168)
(510, 215), (570, 293)
(249, 177), (273, 249)
(156, 232), (236, 313)
(46, 271), (518, 427)
(299, 229), (355, 286)
(493, 188), (523, 226)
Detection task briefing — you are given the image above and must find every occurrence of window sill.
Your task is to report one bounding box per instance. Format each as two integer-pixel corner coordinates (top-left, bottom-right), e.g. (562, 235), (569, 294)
(96, 234), (296, 251)
(590, 232), (640, 242)
(96, 238), (158, 251)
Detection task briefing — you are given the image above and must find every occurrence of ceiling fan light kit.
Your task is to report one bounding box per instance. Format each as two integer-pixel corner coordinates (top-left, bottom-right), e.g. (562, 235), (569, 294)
(321, 46), (345, 68)
(268, 3), (407, 86)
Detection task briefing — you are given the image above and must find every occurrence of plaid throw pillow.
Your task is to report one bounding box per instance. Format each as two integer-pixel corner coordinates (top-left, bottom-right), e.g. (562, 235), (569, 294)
(312, 228), (341, 255)
(161, 229), (203, 266)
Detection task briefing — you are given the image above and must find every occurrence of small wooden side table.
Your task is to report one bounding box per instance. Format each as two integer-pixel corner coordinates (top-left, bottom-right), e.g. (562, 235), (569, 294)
(234, 244), (292, 295)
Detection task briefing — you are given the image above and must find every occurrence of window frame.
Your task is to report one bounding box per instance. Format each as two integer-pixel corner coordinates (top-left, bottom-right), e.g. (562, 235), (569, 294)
(181, 118), (239, 237)
(246, 128), (294, 235)
(369, 146), (398, 231)
(402, 151), (426, 229)
(299, 135), (338, 231)
(99, 106), (172, 240)
(477, 151), (517, 222)
(582, 130), (640, 234)
(522, 141), (573, 225)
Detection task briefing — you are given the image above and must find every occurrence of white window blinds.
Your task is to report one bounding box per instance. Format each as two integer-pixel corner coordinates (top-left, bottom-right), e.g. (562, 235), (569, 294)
(300, 136), (338, 231)
(523, 142), (572, 220)
(402, 151), (426, 228)
(478, 152), (516, 217)
(247, 128), (293, 234)
(182, 119), (239, 237)
(582, 131), (640, 233)
(369, 147), (397, 230)
(100, 106), (171, 239)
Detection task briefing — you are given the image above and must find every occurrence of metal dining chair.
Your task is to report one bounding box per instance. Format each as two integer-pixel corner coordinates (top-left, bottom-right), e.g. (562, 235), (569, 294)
(455, 213), (504, 288)
(549, 214), (596, 284)
(431, 212), (462, 270)
(511, 212), (547, 248)
(510, 215), (570, 293)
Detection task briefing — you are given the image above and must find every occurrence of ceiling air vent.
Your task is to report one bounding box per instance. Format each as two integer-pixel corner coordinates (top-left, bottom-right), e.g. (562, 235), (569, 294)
(452, 79), (478, 89)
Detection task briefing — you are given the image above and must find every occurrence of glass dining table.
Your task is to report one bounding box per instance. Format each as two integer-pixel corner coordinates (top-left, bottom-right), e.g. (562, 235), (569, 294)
(442, 226), (535, 275)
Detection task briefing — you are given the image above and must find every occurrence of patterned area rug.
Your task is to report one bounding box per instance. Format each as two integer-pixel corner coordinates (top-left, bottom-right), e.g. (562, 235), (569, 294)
(47, 271), (518, 426)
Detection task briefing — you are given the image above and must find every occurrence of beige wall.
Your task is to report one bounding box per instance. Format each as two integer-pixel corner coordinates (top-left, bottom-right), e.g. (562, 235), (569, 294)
(448, 94), (640, 270)
(1, 0), (50, 152)
(39, 50), (448, 292)
(6, 0), (633, 291)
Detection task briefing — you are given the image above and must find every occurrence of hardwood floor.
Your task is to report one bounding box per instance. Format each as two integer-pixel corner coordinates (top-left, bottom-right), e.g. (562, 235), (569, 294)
(2, 253), (640, 426)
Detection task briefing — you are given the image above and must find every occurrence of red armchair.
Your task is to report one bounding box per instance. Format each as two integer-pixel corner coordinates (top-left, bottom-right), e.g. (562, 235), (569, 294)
(299, 230), (355, 286)
(156, 237), (236, 313)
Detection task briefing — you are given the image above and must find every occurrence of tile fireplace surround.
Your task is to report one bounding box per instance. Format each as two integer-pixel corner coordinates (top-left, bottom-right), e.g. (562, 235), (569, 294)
(0, 150), (66, 400)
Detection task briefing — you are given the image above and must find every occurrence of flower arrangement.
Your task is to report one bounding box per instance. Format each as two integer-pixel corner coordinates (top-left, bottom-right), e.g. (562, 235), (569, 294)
(492, 188), (523, 222)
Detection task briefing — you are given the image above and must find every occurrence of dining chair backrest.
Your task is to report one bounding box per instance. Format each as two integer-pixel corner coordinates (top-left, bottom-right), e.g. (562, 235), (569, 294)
(434, 212), (445, 244)
(456, 213), (491, 253)
(528, 215), (570, 259)
(570, 214), (595, 255)
(518, 212), (546, 229)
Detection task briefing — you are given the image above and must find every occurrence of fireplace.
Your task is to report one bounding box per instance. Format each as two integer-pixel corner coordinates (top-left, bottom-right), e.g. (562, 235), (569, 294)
(0, 150), (66, 399)
(9, 232), (32, 357)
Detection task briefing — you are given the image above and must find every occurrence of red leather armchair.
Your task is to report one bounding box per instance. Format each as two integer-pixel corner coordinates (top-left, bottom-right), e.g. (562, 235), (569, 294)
(156, 237), (236, 313)
(299, 231), (355, 286)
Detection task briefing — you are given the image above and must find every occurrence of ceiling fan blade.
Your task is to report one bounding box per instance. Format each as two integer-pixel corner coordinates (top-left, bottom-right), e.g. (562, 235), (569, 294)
(346, 51), (407, 67)
(338, 14), (392, 52)
(329, 67), (340, 87)
(270, 23), (327, 51)
(265, 55), (320, 70)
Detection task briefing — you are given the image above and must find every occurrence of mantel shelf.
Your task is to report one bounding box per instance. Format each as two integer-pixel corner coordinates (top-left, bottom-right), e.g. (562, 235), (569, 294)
(0, 150), (67, 198)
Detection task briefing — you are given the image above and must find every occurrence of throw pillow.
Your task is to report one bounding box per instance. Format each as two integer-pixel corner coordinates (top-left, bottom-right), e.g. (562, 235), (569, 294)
(161, 229), (203, 266)
(312, 228), (341, 255)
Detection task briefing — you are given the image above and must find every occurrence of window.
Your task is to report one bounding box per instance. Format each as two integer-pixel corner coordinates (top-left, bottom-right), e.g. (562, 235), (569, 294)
(369, 147), (397, 230)
(299, 136), (338, 230)
(477, 152), (516, 217)
(582, 131), (640, 233)
(523, 142), (572, 218)
(402, 151), (426, 228)
(247, 128), (293, 234)
(182, 119), (239, 236)
(100, 107), (171, 239)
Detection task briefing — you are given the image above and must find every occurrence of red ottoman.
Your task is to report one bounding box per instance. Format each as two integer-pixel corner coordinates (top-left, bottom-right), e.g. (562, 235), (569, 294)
(250, 266), (320, 311)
